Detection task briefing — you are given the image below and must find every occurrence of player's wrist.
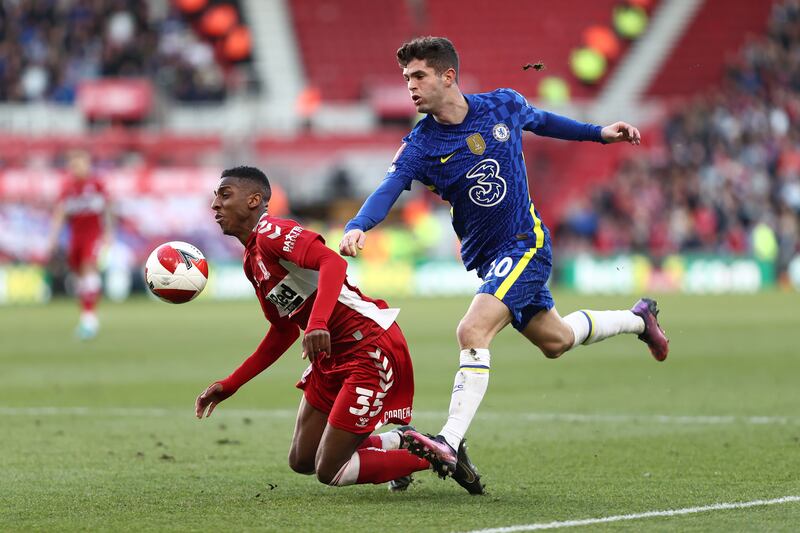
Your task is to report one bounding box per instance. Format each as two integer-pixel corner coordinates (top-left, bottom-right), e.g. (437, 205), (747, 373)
(306, 322), (329, 333)
(215, 379), (239, 397)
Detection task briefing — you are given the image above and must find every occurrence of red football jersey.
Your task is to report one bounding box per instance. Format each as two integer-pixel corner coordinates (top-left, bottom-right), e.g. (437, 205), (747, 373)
(243, 214), (399, 361)
(58, 175), (109, 239)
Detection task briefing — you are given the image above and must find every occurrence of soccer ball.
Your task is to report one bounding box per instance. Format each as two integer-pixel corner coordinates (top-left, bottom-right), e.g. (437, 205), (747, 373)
(145, 241), (209, 304)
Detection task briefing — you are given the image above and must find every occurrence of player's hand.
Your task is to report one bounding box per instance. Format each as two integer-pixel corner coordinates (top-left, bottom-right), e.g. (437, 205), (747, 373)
(302, 329), (331, 363)
(195, 382), (228, 419)
(339, 230), (366, 257)
(601, 121), (641, 145)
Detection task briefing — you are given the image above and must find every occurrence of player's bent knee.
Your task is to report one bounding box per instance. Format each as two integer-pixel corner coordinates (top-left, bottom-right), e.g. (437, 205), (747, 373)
(456, 319), (487, 348)
(288, 453), (315, 475)
(539, 339), (570, 359)
(540, 345), (564, 359)
(314, 461), (343, 486)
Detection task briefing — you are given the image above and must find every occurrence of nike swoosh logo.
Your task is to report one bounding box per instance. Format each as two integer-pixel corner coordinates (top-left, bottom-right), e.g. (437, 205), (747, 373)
(440, 152), (456, 163)
(457, 463), (476, 483)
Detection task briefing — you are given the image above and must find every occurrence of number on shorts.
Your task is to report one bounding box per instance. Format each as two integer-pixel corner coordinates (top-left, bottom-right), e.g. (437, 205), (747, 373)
(487, 256), (513, 279)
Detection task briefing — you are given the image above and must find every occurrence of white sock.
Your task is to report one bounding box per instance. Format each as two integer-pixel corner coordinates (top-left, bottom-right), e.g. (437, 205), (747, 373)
(330, 452), (361, 486)
(80, 311), (98, 327)
(439, 349), (490, 451)
(564, 310), (644, 347)
(379, 431), (402, 450)
(77, 272), (101, 299)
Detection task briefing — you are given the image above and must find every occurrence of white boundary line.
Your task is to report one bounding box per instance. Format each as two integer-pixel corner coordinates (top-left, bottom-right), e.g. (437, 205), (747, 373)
(462, 496), (800, 532)
(0, 407), (798, 426)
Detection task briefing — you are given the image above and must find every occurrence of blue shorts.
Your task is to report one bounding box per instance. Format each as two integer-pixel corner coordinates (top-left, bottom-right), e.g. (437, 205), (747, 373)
(476, 244), (554, 331)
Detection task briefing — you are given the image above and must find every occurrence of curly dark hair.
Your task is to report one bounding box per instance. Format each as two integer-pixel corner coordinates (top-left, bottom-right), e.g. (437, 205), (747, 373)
(221, 165), (271, 202)
(397, 36), (459, 80)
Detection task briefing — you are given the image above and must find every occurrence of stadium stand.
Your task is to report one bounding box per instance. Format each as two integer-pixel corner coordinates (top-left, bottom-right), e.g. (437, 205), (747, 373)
(2, 0), (797, 296)
(424, 0), (631, 97)
(288, 0), (646, 107)
(646, 0), (774, 97)
(288, 0), (415, 101)
(557, 0), (800, 277)
(0, 0), (256, 104)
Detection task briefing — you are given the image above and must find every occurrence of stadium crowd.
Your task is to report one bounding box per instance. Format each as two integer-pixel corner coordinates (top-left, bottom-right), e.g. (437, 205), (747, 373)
(0, 0), (246, 102)
(556, 0), (800, 275)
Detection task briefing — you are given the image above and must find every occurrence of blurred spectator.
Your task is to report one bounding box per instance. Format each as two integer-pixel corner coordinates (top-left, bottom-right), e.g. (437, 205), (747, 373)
(557, 0), (800, 275)
(0, 0), (256, 103)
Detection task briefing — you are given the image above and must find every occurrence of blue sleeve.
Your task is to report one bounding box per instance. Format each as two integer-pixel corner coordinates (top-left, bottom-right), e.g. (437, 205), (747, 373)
(531, 111), (605, 143)
(345, 142), (424, 232)
(344, 177), (407, 232)
(504, 89), (604, 143)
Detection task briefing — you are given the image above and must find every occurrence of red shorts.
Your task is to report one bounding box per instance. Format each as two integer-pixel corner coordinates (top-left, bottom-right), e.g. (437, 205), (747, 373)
(296, 322), (414, 434)
(67, 236), (102, 271)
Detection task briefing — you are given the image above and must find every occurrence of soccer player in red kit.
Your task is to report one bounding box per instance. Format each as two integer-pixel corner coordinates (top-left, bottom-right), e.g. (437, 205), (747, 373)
(46, 150), (113, 339)
(195, 166), (481, 491)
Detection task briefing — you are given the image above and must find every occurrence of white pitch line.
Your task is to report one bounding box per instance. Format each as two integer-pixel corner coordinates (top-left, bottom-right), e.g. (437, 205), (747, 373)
(0, 406), (297, 418)
(514, 413), (799, 426)
(0, 407), (798, 426)
(462, 496), (800, 533)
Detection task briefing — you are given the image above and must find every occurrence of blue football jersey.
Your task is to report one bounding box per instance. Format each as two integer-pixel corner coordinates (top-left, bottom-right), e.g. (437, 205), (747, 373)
(388, 89), (550, 271)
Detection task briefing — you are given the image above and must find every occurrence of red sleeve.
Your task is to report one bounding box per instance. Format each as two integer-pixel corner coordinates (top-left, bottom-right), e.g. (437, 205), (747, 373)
(296, 238), (348, 332)
(57, 179), (71, 203)
(256, 219), (346, 332)
(256, 218), (322, 264)
(96, 178), (110, 200)
(216, 321), (300, 395)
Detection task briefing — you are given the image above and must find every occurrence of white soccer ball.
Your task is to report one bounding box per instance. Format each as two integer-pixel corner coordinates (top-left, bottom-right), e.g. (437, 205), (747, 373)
(144, 241), (209, 304)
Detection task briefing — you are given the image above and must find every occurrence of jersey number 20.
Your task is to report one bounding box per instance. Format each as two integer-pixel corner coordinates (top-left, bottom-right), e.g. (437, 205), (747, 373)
(466, 159), (507, 207)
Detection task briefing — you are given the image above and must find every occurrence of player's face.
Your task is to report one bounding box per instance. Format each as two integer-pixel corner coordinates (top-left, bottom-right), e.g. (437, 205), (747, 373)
(403, 59), (448, 114)
(67, 151), (91, 179)
(211, 177), (260, 236)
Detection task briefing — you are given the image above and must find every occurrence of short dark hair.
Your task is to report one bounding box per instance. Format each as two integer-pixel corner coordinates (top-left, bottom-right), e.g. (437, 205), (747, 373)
(397, 36), (459, 80)
(221, 165), (271, 202)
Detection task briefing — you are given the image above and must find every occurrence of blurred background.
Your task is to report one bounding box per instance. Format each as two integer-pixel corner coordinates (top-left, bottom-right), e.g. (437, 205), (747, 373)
(2, 0), (799, 305)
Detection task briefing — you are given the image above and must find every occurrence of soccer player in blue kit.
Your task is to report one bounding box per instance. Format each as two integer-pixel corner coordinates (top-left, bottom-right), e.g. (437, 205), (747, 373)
(339, 37), (669, 491)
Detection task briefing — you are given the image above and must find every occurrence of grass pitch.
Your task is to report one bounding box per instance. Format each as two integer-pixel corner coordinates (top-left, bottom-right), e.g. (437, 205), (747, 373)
(2, 292), (800, 531)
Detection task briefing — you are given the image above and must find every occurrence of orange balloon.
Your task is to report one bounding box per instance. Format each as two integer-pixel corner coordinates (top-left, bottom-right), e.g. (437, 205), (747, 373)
(175, 0), (208, 14)
(223, 25), (251, 62)
(296, 87), (321, 116)
(201, 4), (238, 38)
(583, 25), (621, 59)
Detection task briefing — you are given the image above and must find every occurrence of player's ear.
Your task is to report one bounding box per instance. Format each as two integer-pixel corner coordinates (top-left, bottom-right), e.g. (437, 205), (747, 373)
(443, 68), (456, 86)
(248, 192), (263, 208)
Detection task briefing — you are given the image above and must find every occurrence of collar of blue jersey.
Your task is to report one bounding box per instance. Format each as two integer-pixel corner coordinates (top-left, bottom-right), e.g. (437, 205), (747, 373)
(425, 94), (477, 132)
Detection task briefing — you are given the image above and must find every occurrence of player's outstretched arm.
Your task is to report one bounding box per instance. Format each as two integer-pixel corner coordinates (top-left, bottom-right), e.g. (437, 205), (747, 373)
(339, 177), (407, 257)
(601, 121), (641, 145)
(195, 323), (300, 419)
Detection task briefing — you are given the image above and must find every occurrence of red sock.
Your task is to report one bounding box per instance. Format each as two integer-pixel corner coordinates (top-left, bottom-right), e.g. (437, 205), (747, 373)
(355, 448), (429, 484)
(80, 292), (98, 313)
(357, 436), (383, 450)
